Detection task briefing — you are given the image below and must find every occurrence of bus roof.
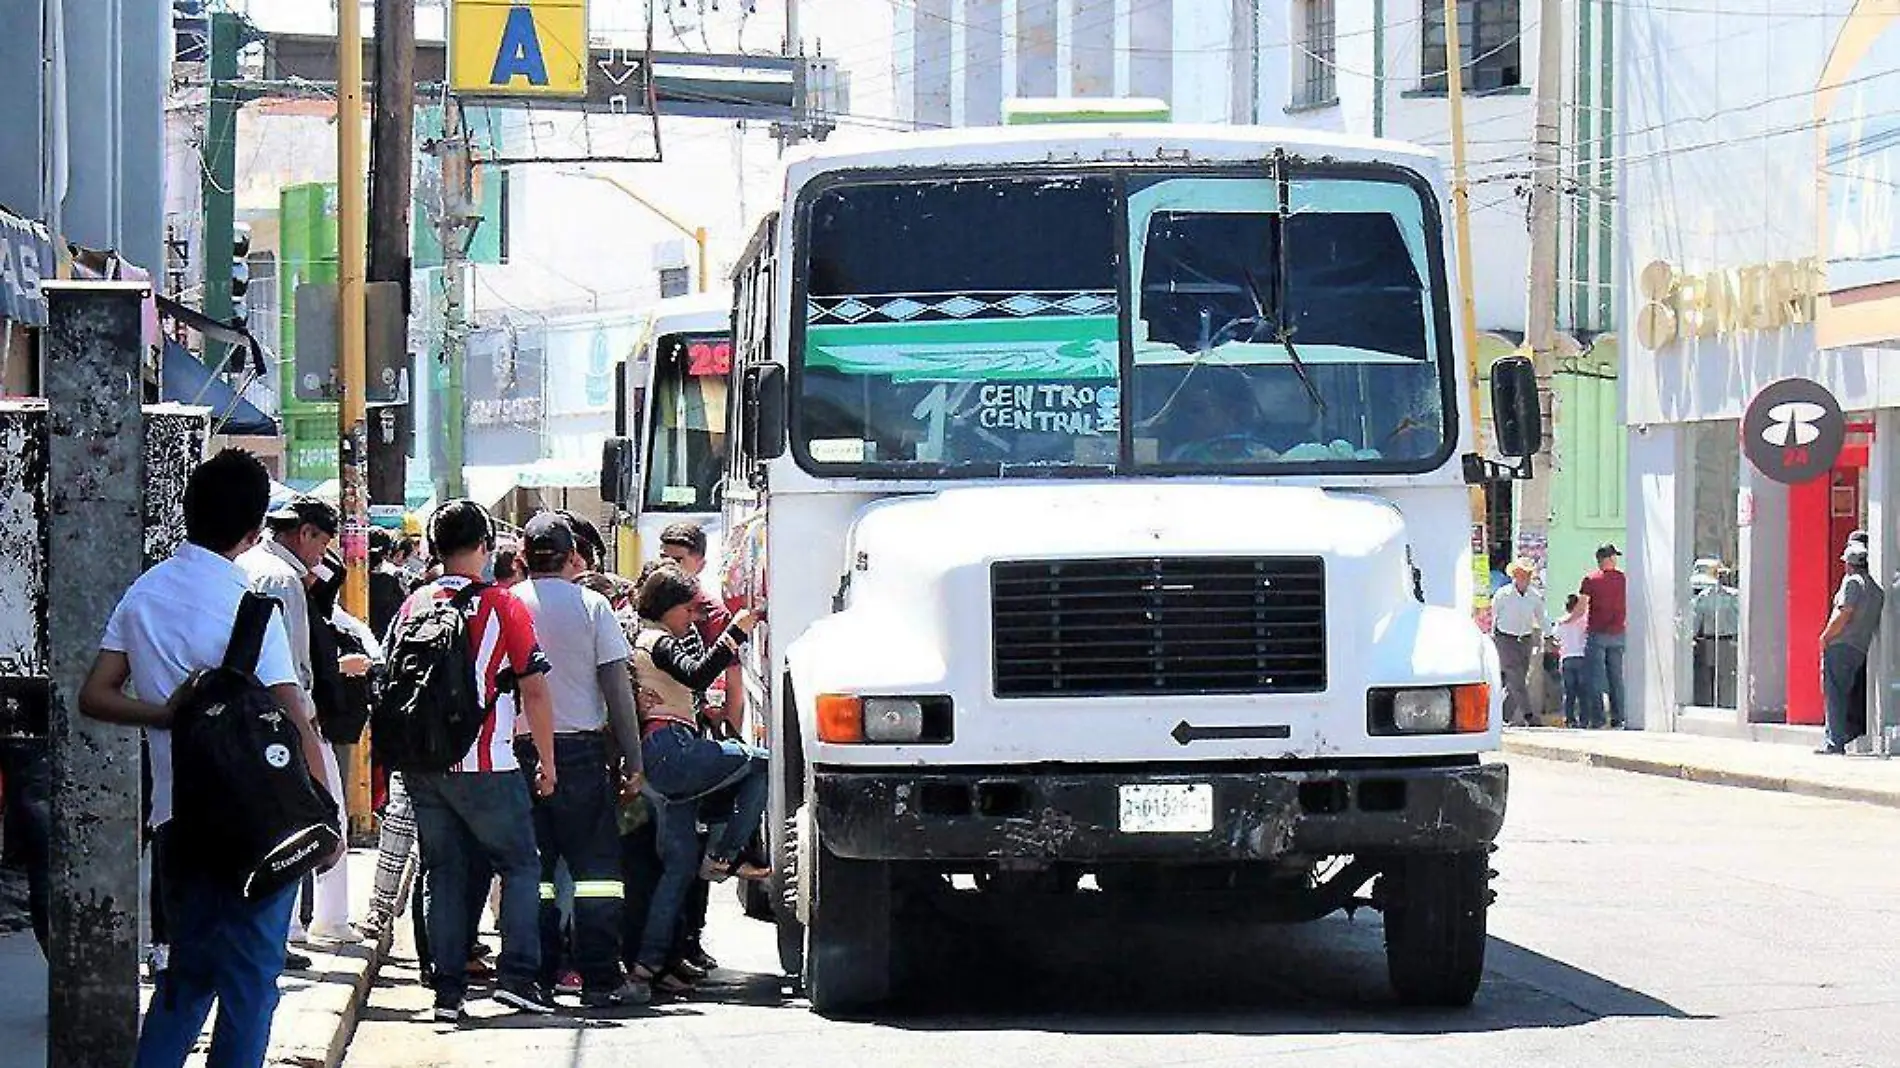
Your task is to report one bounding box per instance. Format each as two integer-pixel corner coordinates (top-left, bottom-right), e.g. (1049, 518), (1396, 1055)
(638, 290), (730, 337)
(781, 124), (1444, 189)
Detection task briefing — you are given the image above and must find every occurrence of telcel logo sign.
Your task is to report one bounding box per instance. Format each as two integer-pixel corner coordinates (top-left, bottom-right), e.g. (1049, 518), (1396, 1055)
(1636, 257), (1824, 350)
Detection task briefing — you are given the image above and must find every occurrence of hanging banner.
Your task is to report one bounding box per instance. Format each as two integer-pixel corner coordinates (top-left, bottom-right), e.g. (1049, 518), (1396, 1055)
(0, 210), (53, 327)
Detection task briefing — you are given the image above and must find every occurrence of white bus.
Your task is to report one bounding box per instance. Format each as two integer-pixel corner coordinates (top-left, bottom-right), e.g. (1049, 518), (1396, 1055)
(606, 292), (733, 577)
(718, 111), (1539, 1014)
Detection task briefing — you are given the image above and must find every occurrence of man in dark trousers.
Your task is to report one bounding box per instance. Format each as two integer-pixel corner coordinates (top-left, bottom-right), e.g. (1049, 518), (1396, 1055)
(1819, 540), (1885, 755)
(1578, 544), (1629, 729)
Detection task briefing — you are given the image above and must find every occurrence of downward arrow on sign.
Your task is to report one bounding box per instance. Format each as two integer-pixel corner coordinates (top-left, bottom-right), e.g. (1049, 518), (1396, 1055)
(597, 49), (638, 86)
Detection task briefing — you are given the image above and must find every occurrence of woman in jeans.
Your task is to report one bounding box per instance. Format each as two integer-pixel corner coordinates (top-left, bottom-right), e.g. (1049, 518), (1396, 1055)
(629, 566), (770, 992)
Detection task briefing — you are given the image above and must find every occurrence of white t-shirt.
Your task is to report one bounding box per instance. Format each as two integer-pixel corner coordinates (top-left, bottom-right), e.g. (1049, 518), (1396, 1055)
(101, 542), (300, 827)
(514, 576), (633, 734)
(1555, 615), (1589, 661)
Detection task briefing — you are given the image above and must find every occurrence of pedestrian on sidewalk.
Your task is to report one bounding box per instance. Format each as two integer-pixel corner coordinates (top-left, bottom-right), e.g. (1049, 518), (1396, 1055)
(1555, 595), (1590, 728)
(1819, 540), (1885, 755)
(1490, 559), (1544, 727)
(0, 732), (49, 953)
(397, 500), (561, 1022)
(77, 448), (332, 1068)
(242, 500), (357, 947)
(1578, 544), (1629, 729)
(628, 566), (768, 997)
(512, 512), (648, 1007)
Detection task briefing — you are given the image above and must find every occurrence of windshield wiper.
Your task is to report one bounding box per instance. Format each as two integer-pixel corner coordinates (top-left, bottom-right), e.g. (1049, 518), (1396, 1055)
(1242, 266), (1326, 416)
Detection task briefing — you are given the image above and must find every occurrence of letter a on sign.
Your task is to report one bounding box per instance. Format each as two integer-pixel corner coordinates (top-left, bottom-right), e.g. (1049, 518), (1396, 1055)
(491, 5), (549, 86)
(450, 0), (588, 97)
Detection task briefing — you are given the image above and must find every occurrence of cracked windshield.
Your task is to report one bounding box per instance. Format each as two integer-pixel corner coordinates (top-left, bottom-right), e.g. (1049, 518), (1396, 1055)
(795, 172), (1451, 473)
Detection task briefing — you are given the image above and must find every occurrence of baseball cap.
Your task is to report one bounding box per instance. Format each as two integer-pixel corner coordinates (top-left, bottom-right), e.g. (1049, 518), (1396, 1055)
(522, 512), (578, 571)
(267, 495), (340, 536)
(1843, 543), (1870, 565)
(1597, 543), (1622, 559)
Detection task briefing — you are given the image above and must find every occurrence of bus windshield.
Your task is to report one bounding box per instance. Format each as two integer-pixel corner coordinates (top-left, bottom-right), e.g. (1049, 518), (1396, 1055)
(792, 167), (1453, 476)
(644, 331), (730, 512)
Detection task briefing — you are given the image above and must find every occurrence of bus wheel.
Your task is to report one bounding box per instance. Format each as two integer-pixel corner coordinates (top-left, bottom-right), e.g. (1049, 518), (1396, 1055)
(803, 843), (894, 1016)
(1381, 851), (1490, 1007)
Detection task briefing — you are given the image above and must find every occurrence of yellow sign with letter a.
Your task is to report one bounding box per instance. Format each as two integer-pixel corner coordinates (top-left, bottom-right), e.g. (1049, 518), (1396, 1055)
(450, 0), (588, 97)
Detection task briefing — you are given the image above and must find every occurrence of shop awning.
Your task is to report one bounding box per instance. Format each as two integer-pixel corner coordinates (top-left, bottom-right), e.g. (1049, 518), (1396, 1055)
(463, 459), (599, 511)
(161, 338), (276, 436)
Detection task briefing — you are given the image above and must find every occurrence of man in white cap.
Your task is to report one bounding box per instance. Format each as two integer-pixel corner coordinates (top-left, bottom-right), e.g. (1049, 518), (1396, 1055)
(1819, 539), (1884, 754)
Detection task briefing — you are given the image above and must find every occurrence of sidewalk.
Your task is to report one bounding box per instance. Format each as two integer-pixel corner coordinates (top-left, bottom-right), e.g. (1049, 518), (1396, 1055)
(0, 847), (386, 1068)
(1503, 727), (1900, 808)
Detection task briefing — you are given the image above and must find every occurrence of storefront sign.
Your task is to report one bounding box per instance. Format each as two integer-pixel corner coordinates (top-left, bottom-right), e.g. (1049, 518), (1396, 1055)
(1636, 257), (1824, 350)
(1742, 377), (1845, 484)
(0, 212), (53, 327)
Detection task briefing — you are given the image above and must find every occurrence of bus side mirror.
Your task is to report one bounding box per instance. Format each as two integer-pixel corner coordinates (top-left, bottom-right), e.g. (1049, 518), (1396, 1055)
(746, 364), (787, 460)
(1490, 356), (1542, 460)
(601, 437), (637, 507)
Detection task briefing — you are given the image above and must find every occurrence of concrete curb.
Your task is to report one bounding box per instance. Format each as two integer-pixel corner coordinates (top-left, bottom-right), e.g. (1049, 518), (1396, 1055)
(266, 927), (390, 1068)
(1501, 736), (1900, 810)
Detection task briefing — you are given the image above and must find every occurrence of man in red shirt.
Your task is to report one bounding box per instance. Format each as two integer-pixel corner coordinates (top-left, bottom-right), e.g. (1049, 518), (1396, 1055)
(1577, 543), (1628, 729)
(399, 500), (559, 1021)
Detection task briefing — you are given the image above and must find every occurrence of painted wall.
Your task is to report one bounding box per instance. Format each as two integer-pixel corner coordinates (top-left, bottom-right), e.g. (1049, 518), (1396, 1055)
(1547, 340), (1626, 604)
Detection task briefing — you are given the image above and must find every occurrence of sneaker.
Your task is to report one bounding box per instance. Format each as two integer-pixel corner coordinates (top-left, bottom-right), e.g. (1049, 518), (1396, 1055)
(672, 957), (710, 982)
(307, 922), (365, 945)
(685, 948), (718, 973)
(432, 998), (466, 1025)
(1816, 743), (1847, 755)
(554, 969), (584, 996)
(494, 978), (558, 1015)
(580, 978), (651, 1008)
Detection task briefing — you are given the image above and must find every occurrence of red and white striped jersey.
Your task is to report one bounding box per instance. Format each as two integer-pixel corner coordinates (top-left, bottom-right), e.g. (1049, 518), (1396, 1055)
(398, 575), (548, 774)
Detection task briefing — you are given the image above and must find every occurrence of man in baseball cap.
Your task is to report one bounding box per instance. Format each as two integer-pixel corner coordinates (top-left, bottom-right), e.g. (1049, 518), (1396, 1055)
(511, 512), (647, 1006)
(1819, 539), (1885, 754)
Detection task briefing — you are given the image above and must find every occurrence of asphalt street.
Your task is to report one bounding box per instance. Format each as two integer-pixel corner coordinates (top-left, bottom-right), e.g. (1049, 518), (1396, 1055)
(343, 759), (1900, 1068)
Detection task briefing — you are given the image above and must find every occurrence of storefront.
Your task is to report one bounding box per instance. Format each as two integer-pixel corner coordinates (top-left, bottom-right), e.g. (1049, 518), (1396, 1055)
(1619, 1), (1900, 751)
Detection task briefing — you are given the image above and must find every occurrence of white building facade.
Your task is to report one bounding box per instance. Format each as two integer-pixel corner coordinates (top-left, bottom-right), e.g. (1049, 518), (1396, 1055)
(1618, 0), (1900, 749)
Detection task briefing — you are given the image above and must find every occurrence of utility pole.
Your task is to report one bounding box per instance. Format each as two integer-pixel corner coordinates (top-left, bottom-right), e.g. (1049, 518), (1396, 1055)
(43, 282), (147, 1068)
(434, 96), (472, 500)
(338, 2), (371, 637)
(368, 0), (416, 510)
(1440, 0), (1490, 615)
(1518, 0), (1565, 569)
(778, 0), (805, 150)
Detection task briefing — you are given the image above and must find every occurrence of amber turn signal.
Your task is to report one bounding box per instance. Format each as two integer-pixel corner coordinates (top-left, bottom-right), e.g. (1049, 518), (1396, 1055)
(1453, 683), (1491, 733)
(816, 693), (865, 743)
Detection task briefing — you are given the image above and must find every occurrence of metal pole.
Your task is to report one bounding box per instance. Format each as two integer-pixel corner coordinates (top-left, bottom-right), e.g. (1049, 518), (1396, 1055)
(338, 0), (370, 637)
(202, 13), (241, 356)
(368, 0), (416, 509)
(1372, 0), (1386, 138)
(43, 281), (148, 1068)
(1441, 0), (1491, 612)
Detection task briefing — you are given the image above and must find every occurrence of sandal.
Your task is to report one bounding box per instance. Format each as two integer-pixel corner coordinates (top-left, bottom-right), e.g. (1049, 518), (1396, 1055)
(700, 855), (773, 883)
(633, 963), (696, 997)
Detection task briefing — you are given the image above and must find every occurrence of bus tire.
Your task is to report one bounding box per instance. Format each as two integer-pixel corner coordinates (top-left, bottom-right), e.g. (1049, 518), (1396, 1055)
(803, 844), (894, 1016)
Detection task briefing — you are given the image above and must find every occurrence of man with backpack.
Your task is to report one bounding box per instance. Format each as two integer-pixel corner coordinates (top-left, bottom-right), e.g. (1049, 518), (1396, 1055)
(381, 499), (560, 1021)
(512, 512), (648, 1006)
(78, 448), (339, 1068)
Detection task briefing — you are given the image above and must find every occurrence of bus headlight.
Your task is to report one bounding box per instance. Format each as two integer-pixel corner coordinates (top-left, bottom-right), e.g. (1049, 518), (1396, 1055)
(816, 694), (955, 744)
(1391, 689), (1453, 733)
(1369, 685), (1490, 735)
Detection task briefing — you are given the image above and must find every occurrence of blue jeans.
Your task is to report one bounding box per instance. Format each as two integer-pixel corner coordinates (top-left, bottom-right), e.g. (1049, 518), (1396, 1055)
(409, 770), (543, 1003)
(1822, 643), (1869, 749)
(1560, 657), (1588, 727)
(1584, 632), (1627, 728)
(136, 829), (297, 1068)
(0, 738), (49, 952)
(634, 725), (769, 970)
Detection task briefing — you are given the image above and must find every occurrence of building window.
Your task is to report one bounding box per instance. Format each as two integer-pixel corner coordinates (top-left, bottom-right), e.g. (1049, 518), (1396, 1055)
(658, 266), (691, 299)
(1292, 0), (1337, 108)
(1421, 0), (1521, 93)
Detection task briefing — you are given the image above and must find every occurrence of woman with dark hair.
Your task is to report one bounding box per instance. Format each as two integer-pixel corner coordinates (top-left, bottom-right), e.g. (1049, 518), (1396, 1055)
(627, 564), (767, 993)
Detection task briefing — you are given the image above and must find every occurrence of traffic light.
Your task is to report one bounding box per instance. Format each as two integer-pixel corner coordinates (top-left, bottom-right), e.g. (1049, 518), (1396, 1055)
(230, 221), (251, 327)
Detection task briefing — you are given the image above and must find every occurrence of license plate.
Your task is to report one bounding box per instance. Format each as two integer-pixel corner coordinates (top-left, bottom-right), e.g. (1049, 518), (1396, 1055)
(1118, 784), (1214, 834)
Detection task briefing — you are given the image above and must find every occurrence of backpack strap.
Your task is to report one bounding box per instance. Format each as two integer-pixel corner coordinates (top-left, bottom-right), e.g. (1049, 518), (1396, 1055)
(448, 580), (491, 609)
(224, 592), (280, 675)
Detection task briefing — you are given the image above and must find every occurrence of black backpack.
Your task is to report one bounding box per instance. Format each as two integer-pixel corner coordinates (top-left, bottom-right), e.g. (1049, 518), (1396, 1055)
(373, 582), (497, 772)
(169, 593), (342, 901)
(311, 616), (377, 746)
